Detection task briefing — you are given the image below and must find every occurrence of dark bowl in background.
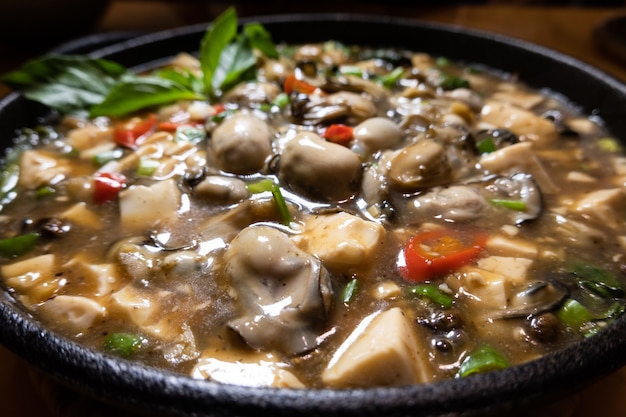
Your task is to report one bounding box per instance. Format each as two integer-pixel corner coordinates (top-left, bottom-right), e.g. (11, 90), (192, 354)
(2, 14), (626, 417)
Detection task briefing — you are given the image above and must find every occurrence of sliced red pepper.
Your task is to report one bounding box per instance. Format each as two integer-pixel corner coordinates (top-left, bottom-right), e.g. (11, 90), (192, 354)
(323, 124), (354, 146)
(283, 73), (319, 95)
(93, 172), (126, 204)
(212, 103), (226, 115)
(398, 228), (487, 282)
(113, 114), (157, 149)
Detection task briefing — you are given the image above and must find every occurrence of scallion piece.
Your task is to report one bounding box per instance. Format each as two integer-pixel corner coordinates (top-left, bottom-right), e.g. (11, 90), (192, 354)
(476, 137), (496, 154)
(272, 92), (289, 109)
(247, 179), (292, 225)
(136, 159), (160, 176)
(93, 148), (124, 166)
(246, 178), (274, 194)
(35, 186), (56, 199)
(103, 332), (143, 358)
(489, 199), (527, 212)
(457, 344), (509, 378)
(377, 67), (405, 88)
(339, 65), (364, 77)
(0, 233), (38, 258)
(407, 284), (454, 308)
(270, 183), (292, 226)
(436, 57), (451, 67)
(438, 73), (470, 91)
(343, 278), (359, 304)
(557, 298), (594, 330)
(598, 137), (621, 153)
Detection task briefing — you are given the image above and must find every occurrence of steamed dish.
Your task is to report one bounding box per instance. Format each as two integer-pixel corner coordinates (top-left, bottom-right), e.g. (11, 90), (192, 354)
(1, 13), (626, 389)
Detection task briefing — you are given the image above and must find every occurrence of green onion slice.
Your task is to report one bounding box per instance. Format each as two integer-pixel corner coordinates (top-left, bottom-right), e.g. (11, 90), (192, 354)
(103, 332), (144, 358)
(489, 199), (527, 212)
(343, 278), (359, 304)
(0, 233), (39, 258)
(457, 344), (509, 378)
(407, 284), (454, 308)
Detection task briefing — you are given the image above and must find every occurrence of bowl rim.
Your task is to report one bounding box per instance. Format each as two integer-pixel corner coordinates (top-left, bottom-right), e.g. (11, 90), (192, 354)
(2, 13), (626, 417)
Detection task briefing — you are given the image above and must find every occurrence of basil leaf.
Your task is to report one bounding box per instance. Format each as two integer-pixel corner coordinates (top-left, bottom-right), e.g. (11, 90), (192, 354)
(244, 22), (279, 59)
(212, 37), (256, 93)
(90, 75), (205, 117)
(153, 68), (204, 94)
(199, 6), (238, 97)
(1, 55), (127, 115)
(570, 263), (624, 298)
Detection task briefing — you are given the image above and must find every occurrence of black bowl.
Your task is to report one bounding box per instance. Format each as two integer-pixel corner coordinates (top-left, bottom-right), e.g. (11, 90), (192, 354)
(2, 14), (626, 417)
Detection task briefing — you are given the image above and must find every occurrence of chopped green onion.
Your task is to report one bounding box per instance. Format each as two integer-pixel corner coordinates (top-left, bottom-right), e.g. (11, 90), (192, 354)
(136, 159), (160, 176)
(438, 73), (470, 90)
(272, 92), (289, 109)
(174, 126), (206, 144)
(476, 137), (496, 154)
(436, 57), (451, 67)
(260, 93), (290, 113)
(247, 179), (292, 225)
(376, 67), (405, 88)
(35, 186), (56, 199)
(407, 284), (454, 308)
(457, 344), (509, 378)
(343, 278), (359, 304)
(270, 183), (292, 226)
(557, 298), (594, 330)
(0, 233), (38, 258)
(598, 137), (621, 153)
(339, 65), (364, 77)
(93, 148), (124, 166)
(489, 199), (527, 212)
(103, 332), (144, 358)
(246, 178), (274, 194)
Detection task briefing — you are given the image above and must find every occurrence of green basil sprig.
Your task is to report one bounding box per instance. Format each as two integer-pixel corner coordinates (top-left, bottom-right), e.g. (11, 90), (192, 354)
(0, 7), (277, 117)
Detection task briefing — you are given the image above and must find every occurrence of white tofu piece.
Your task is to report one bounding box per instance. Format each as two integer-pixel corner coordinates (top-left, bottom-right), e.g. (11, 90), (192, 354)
(480, 100), (557, 146)
(486, 235), (538, 258)
(110, 285), (158, 327)
(452, 267), (512, 309)
(192, 350), (304, 388)
(572, 188), (625, 228)
(18, 149), (69, 189)
(60, 202), (102, 229)
(2, 254), (61, 305)
(63, 256), (120, 297)
(292, 212), (385, 274)
(477, 256), (533, 284)
(38, 295), (105, 332)
(119, 179), (181, 231)
(322, 308), (431, 387)
(479, 142), (559, 194)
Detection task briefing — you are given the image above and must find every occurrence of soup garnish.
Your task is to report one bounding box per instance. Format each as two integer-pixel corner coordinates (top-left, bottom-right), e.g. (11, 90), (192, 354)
(1, 8), (626, 388)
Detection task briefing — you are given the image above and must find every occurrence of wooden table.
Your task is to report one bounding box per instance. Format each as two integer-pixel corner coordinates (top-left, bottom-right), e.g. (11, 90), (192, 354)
(2, 1), (626, 416)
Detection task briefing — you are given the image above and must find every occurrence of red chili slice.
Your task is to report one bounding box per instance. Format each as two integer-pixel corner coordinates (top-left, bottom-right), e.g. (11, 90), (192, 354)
(93, 172), (126, 204)
(323, 124), (354, 146)
(398, 228), (487, 282)
(113, 114), (157, 149)
(283, 73), (318, 95)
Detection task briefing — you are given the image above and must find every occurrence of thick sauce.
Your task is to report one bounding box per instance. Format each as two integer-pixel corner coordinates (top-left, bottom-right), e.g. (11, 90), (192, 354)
(1, 41), (626, 388)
